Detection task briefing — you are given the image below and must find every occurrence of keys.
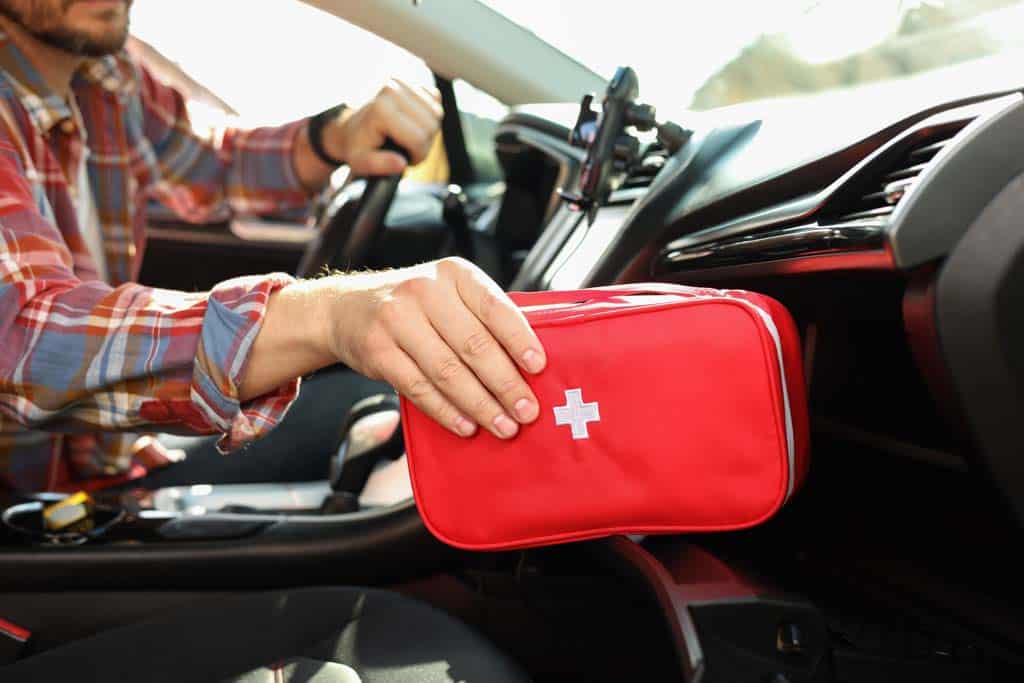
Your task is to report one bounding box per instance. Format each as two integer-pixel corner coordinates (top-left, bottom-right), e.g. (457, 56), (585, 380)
(42, 491), (94, 533)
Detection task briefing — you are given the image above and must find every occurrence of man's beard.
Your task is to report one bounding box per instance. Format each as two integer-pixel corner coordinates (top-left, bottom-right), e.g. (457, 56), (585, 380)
(0, 1), (130, 57)
(30, 20), (128, 57)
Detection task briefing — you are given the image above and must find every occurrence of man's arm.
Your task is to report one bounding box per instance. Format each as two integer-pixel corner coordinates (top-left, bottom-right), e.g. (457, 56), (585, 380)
(133, 67), (545, 438)
(2, 85), (544, 447)
(139, 64), (442, 220)
(241, 258), (546, 440)
(1, 140), (543, 449)
(138, 64), (312, 222)
(0, 134), (298, 449)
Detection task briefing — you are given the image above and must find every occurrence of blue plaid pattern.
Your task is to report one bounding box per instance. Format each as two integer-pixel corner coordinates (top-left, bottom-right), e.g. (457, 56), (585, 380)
(0, 29), (311, 491)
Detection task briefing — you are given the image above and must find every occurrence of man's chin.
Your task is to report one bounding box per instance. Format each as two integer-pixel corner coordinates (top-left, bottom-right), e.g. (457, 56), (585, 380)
(33, 25), (128, 56)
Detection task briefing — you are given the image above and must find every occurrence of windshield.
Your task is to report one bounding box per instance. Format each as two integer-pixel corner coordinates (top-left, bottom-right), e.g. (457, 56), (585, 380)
(484, 0), (1024, 112)
(129, 0), (433, 126)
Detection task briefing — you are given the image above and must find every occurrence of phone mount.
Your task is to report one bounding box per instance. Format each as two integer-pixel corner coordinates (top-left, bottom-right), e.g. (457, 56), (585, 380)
(562, 66), (691, 224)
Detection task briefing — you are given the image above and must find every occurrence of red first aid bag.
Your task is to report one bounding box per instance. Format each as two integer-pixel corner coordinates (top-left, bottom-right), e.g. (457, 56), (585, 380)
(400, 283), (810, 551)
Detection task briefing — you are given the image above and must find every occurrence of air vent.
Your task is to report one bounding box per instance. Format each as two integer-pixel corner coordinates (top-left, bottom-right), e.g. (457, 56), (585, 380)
(832, 123), (969, 223)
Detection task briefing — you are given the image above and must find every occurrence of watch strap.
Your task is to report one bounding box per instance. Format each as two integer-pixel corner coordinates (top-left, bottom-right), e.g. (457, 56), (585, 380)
(307, 103), (347, 167)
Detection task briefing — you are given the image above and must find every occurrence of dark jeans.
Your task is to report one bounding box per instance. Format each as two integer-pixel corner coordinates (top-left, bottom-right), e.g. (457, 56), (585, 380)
(129, 367), (390, 490)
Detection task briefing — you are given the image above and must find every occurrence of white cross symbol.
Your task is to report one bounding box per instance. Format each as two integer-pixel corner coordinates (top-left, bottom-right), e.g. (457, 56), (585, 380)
(553, 388), (601, 440)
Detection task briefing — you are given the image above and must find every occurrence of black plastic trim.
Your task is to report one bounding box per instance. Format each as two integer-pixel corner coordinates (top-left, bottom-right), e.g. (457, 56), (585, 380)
(660, 221), (886, 271)
(935, 172), (1024, 526)
(892, 93), (1024, 268)
(498, 110), (572, 143)
(647, 95), (1022, 281)
(581, 123), (757, 286)
(0, 500), (452, 591)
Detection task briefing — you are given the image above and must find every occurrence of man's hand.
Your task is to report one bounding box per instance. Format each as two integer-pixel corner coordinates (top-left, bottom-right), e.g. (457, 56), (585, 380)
(293, 79), (442, 188)
(326, 258), (545, 439)
(241, 259), (547, 440)
(323, 80), (442, 176)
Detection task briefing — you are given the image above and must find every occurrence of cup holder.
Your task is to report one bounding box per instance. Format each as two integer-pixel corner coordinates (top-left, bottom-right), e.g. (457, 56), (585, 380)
(2, 493), (126, 546)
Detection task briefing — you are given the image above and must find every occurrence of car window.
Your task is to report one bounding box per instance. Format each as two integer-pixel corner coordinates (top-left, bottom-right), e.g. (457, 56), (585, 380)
(130, 0), (433, 127)
(482, 0), (1024, 112)
(131, 0), (505, 185)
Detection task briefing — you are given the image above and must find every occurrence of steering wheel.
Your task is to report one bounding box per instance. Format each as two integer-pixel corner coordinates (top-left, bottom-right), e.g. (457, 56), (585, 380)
(297, 139), (409, 277)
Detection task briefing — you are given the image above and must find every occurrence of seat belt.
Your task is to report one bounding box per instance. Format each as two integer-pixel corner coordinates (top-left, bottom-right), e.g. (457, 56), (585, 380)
(0, 617), (31, 664)
(433, 75), (475, 187)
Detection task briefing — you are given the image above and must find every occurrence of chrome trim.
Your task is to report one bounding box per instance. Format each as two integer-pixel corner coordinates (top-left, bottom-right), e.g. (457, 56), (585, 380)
(656, 96), (1019, 275)
(666, 192), (824, 252)
(151, 481), (333, 514)
(147, 225), (311, 249)
(151, 498), (419, 527)
(661, 221), (886, 271)
(658, 249), (893, 280)
(882, 177), (915, 204)
(606, 186), (650, 205)
(230, 218), (317, 245)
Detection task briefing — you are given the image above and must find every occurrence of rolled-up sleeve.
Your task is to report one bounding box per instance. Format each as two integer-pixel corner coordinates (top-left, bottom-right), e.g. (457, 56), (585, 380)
(142, 273), (300, 452)
(0, 139), (299, 448)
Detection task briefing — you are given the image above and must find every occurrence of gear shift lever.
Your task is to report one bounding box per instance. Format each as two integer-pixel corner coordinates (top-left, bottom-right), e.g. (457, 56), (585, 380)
(323, 394), (405, 513)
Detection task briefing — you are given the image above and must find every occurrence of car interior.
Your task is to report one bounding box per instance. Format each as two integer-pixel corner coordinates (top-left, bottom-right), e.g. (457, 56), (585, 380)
(3, 1), (1024, 681)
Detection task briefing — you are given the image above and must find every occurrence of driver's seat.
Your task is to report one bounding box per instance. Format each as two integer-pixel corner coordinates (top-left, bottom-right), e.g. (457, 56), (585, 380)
(2, 587), (529, 682)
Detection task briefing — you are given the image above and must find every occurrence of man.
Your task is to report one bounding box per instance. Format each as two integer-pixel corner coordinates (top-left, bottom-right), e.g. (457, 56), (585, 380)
(0, 0), (546, 492)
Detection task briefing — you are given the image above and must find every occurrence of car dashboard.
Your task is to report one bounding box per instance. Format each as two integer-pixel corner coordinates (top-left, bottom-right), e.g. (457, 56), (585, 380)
(484, 86), (1024, 675)
(503, 92), (1024, 286)
(492, 88), (1024, 478)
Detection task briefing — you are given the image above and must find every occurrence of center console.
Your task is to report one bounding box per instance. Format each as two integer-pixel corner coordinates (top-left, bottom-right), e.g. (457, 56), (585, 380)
(0, 395), (444, 590)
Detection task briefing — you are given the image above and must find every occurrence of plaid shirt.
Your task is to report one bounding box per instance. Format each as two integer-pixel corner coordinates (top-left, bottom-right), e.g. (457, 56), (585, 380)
(0, 30), (312, 492)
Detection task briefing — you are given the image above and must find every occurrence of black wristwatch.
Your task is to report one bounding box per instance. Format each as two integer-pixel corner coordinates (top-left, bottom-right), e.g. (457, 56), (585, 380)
(306, 103), (347, 167)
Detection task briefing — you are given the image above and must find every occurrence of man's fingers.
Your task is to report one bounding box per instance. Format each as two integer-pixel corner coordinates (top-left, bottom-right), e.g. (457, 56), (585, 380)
(392, 307), (519, 439)
(420, 84), (443, 109)
(341, 79), (441, 175)
(391, 99), (439, 155)
(380, 347), (476, 437)
(373, 96), (433, 164)
(338, 258), (543, 439)
(348, 149), (407, 176)
(423, 286), (539, 425)
(452, 263), (547, 375)
(392, 79), (443, 123)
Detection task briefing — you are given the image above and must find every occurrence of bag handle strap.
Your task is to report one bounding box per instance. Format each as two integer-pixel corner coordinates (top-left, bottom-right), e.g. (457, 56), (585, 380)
(509, 283), (712, 307)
